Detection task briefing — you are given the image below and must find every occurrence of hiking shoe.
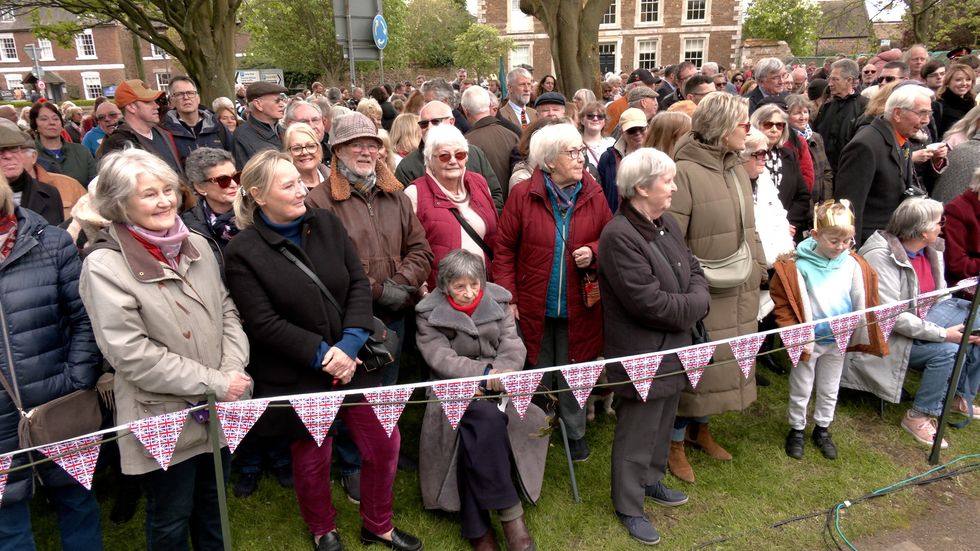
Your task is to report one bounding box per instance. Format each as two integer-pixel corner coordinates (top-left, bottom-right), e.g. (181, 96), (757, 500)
(569, 437), (591, 462)
(901, 410), (948, 449)
(785, 429), (804, 460)
(645, 481), (688, 506)
(616, 512), (661, 545)
(811, 427), (838, 460)
(341, 471), (361, 504)
(234, 472), (260, 498)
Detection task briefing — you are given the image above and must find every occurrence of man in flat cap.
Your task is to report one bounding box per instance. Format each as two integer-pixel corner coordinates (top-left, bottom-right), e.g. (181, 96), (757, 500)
(533, 92), (567, 119)
(98, 79), (182, 174)
(233, 81), (288, 169)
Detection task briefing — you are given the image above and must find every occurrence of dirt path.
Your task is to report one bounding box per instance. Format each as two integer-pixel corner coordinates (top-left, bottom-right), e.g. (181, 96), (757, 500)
(853, 486), (980, 550)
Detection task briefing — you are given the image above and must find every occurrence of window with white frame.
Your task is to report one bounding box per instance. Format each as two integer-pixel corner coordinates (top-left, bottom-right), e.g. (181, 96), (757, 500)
(638, 0), (660, 23)
(509, 0), (532, 32)
(0, 34), (16, 61)
(81, 72), (102, 99)
(5, 74), (23, 91)
(682, 38), (706, 67)
(684, 0), (707, 21)
(37, 38), (54, 61)
(0, 9), (15, 23)
(511, 44), (531, 69)
(155, 72), (171, 91)
(636, 40), (658, 70)
(601, 2), (617, 25)
(150, 42), (167, 58)
(75, 29), (96, 59)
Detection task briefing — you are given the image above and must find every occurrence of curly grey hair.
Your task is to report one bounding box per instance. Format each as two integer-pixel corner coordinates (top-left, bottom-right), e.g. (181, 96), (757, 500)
(184, 147), (234, 186)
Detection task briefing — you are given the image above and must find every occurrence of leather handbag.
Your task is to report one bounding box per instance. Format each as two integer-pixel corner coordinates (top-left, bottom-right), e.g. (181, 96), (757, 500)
(279, 247), (398, 373)
(0, 368), (101, 448)
(694, 170), (754, 289)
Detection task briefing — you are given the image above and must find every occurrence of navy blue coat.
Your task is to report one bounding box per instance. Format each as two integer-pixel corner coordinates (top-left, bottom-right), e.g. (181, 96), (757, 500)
(161, 108), (235, 163)
(0, 207), (101, 507)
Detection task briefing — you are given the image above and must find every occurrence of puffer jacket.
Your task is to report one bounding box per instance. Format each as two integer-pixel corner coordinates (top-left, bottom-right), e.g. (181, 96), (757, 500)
(161, 108), (234, 162)
(669, 132), (765, 416)
(842, 231), (948, 403)
(0, 207), (101, 507)
(80, 224), (250, 475)
(596, 139), (626, 213)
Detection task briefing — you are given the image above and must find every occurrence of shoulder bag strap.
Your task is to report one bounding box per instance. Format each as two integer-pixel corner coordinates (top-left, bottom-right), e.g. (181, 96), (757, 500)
(0, 366), (24, 412)
(728, 169), (747, 243)
(449, 208), (494, 261)
(279, 246), (343, 316)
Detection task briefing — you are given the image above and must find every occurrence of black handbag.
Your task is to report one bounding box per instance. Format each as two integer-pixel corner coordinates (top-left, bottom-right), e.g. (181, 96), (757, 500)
(279, 247), (398, 373)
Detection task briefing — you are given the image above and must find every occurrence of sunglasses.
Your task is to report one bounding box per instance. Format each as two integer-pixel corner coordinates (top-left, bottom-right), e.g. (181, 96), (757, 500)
(418, 117), (449, 129)
(208, 172), (241, 189)
(862, 69), (877, 74)
(879, 75), (899, 84)
(749, 150), (768, 160)
(735, 122), (752, 132)
(625, 126), (646, 135)
(437, 151), (467, 163)
(585, 113), (606, 120)
(761, 121), (786, 131)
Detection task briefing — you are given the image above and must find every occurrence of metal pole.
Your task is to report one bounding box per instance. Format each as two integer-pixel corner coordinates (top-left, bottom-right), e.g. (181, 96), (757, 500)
(380, 50), (385, 86)
(207, 392), (233, 550)
(345, 0), (356, 93)
(929, 280), (980, 464)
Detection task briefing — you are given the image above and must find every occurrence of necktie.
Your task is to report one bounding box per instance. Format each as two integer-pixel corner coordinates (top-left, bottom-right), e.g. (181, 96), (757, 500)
(520, 108), (528, 128)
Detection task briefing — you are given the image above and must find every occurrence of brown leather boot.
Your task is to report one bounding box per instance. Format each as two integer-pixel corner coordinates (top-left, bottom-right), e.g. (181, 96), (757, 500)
(686, 422), (732, 461)
(501, 515), (536, 551)
(668, 440), (695, 483)
(469, 530), (501, 551)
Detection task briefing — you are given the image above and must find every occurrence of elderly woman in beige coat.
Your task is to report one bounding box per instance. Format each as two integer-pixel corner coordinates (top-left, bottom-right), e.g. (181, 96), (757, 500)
(667, 92), (765, 482)
(415, 250), (548, 551)
(80, 149), (251, 550)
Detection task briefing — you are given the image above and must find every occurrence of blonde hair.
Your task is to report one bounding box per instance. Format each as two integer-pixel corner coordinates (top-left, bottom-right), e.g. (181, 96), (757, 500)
(644, 112), (691, 156)
(0, 173), (14, 217)
(282, 122), (322, 164)
(692, 93), (749, 147)
(864, 80), (900, 118)
(234, 150), (293, 229)
(390, 113), (421, 156)
(377, 128), (397, 172)
(356, 98), (383, 128)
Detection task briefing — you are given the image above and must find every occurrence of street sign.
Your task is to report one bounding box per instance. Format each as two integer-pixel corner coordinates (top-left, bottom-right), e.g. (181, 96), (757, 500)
(372, 15), (388, 50)
(332, 0), (382, 61)
(236, 69), (284, 87)
(37, 81), (45, 91)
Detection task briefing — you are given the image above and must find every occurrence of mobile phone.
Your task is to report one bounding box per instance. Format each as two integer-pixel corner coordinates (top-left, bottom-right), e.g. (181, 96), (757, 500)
(971, 328), (980, 337)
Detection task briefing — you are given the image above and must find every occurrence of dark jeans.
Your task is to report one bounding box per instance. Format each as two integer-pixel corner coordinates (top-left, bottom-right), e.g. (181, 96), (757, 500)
(612, 391), (682, 516)
(143, 450), (230, 551)
(0, 478), (103, 551)
(535, 317), (587, 441)
(232, 433), (291, 475)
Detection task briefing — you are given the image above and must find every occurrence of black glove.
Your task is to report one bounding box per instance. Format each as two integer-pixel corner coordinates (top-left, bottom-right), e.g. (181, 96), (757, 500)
(377, 279), (414, 311)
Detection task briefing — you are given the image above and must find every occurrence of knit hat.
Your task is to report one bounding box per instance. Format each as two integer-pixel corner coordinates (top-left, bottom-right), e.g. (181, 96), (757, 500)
(619, 108), (648, 132)
(114, 79), (164, 109)
(331, 112), (382, 151)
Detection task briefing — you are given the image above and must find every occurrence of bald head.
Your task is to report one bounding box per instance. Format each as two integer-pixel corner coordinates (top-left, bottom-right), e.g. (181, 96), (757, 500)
(419, 100), (455, 139)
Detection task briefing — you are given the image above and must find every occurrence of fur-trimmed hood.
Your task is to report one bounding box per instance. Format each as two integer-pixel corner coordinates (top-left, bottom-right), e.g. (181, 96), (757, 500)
(327, 159), (403, 201)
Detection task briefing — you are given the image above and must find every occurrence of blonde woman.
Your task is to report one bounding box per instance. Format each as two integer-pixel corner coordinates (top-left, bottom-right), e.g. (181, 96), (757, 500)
(283, 122), (328, 188)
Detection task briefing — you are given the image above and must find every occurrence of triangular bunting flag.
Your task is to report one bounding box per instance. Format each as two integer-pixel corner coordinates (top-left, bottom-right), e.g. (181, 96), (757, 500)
(289, 395), (344, 447)
(916, 295), (939, 320)
(559, 362), (606, 410)
(729, 334), (765, 379)
(364, 387), (413, 437)
(216, 399), (270, 453)
(38, 434), (102, 490)
(500, 371), (543, 419)
(677, 344), (717, 389)
(874, 303), (907, 342)
(621, 354), (664, 401)
(0, 454), (11, 507)
(829, 314), (862, 356)
(431, 380), (479, 430)
(780, 324), (814, 367)
(128, 410), (188, 470)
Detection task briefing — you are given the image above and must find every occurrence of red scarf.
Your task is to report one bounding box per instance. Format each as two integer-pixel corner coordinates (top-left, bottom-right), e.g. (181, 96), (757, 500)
(447, 288), (483, 317)
(127, 228), (178, 268)
(0, 214), (16, 262)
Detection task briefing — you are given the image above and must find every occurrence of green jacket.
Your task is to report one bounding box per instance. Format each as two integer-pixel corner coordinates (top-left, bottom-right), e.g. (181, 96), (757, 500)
(35, 138), (97, 187)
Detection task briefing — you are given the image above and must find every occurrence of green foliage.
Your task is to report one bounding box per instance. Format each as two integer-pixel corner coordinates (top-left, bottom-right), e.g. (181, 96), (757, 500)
(928, 0), (980, 49)
(242, 0), (346, 80)
(28, 10), (92, 50)
(742, 0), (822, 56)
(452, 24), (515, 78)
(403, 0), (473, 68)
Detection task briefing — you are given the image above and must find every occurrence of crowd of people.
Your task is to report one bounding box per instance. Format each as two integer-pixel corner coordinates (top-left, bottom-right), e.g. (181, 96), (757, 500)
(1, 41), (980, 550)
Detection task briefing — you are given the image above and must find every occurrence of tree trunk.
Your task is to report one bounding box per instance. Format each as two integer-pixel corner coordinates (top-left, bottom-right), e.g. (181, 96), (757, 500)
(172, 9), (239, 105)
(521, 0), (611, 98)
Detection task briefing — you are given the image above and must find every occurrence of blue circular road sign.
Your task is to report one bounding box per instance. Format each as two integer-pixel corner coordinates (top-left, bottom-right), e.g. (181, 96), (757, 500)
(373, 15), (389, 50)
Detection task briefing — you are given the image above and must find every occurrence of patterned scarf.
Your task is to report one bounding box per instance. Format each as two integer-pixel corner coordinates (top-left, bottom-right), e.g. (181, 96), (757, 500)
(793, 124), (813, 141)
(337, 160), (376, 196)
(201, 200), (239, 242)
(126, 216), (191, 269)
(0, 214), (17, 262)
(764, 148), (784, 190)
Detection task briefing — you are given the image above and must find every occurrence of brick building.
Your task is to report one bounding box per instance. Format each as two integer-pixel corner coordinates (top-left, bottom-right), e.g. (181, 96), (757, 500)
(476, 0), (744, 77)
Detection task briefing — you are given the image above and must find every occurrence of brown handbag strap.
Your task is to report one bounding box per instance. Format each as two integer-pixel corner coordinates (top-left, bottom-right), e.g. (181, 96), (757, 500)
(0, 366), (25, 412)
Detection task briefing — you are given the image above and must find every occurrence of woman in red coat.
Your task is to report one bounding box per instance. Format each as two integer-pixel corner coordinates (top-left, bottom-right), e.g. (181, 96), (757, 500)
(493, 122), (613, 462)
(943, 169), (980, 287)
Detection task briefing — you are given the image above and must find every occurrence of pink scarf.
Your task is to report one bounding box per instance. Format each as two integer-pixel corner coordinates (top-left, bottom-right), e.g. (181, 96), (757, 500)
(126, 216), (190, 269)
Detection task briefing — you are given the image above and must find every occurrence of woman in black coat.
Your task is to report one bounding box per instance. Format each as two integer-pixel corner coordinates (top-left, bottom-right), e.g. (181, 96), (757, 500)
(598, 148), (711, 547)
(751, 104), (812, 239)
(224, 150), (421, 551)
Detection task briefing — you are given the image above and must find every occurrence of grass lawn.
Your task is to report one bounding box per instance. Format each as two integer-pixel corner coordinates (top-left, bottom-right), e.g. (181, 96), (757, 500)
(30, 362), (980, 550)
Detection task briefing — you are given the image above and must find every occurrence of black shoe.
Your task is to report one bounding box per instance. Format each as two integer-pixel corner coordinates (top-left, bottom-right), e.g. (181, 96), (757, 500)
(341, 471), (361, 504)
(109, 480), (140, 524)
(755, 372), (770, 386)
(811, 427), (838, 460)
(316, 530), (345, 551)
(568, 437), (591, 462)
(785, 429), (804, 460)
(360, 527), (423, 550)
(616, 512), (661, 545)
(275, 465), (294, 488)
(396, 452), (418, 472)
(757, 352), (787, 375)
(234, 472), (260, 498)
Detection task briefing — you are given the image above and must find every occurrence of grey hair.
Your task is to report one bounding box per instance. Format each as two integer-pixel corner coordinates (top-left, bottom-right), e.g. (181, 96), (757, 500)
(420, 78), (456, 106)
(507, 67), (532, 87)
(886, 196), (944, 241)
(750, 104), (789, 147)
(831, 58), (860, 82)
(423, 124), (468, 167)
(436, 249), (487, 292)
(573, 88), (597, 104)
(326, 87), (343, 104)
(701, 62), (719, 74)
(884, 85), (933, 115)
(234, 150), (294, 229)
(529, 122), (582, 171)
(184, 147), (234, 186)
(284, 100), (322, 125)
(460, 85), (491, 116)
(970, 167), (980, 193)
(784, 93), (812, 113)
(743, 126), (768, 152)
(212, 96), (235, 115)
(691, 93), (749, 147)
(93, 148), (183, 223)
(753, 57), (785, 81)
(616, 147), (676, 201)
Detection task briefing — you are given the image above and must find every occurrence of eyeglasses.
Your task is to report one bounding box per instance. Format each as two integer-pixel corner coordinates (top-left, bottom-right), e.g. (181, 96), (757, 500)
(207, 172), (241, 189)
(584, 113), (606, 120)
(936, 215), (947, 228)
(437, 151), (467, 163)
(715, 82), (728, 88)
(761, 121), (786, 131)
(350, 141), (380, 153)
(748, 150), (768, 160)
(562, 146), (589, 160)
(418, 116), (449, 129)
(625, 126), (646, 135)
(735, 122), (752, 132)
(171, 91), (198, 99)
(289, 143), (319, 155)
(902, 108), (933, 119)
(294, 117), (322, 126)
(879, 75), (899, 84)
(734, 78), (744, 83)
(862, 69), (877, 75)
